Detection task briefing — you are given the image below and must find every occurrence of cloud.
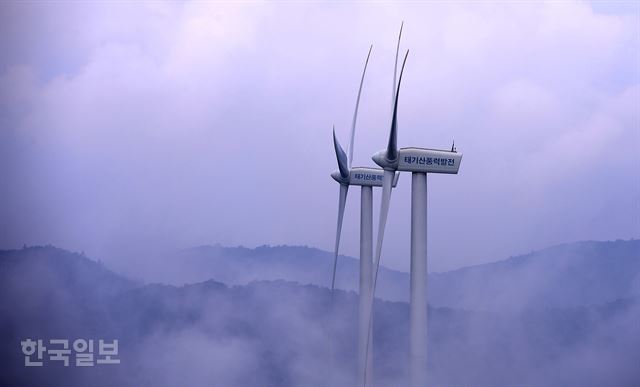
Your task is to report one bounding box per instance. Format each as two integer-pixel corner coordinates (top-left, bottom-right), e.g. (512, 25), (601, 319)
(0, 1), (638, 271)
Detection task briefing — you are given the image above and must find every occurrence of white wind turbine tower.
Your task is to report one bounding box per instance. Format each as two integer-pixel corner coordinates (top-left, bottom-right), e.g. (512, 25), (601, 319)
(364, 31), (463, 387)
(330, 46), (399, 387)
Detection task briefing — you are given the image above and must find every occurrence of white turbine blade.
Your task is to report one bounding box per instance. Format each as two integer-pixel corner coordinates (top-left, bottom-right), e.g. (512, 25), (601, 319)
(362, 168), (395, 385)
(391, 21), (404, 107)
(371, 169), (394, 306)
(331, 184), (349, 296)
(333, 126), (350, 180)
(387, 49), (409, 162)
(347, 45), (373, 169)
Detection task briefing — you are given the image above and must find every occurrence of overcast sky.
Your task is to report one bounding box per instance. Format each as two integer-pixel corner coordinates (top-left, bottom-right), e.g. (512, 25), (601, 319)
(0, 1), (638, 272)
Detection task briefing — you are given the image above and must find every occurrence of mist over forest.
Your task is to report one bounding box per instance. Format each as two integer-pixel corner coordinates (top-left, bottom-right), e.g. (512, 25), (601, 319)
(1, 1), (639, 386)
(1, 240), (639, 386)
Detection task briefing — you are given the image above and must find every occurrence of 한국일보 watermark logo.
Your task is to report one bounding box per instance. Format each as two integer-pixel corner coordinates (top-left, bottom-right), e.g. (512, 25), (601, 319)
(21, 338), (120, 367)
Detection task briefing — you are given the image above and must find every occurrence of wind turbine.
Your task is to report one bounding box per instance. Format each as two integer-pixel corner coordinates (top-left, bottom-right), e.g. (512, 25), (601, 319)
(330, 46), (399, 387)
(364, 31), (463, 387)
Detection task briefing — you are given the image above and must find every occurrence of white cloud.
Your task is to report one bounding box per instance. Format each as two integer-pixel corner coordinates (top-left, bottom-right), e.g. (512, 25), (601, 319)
(0, 1), (637, 271)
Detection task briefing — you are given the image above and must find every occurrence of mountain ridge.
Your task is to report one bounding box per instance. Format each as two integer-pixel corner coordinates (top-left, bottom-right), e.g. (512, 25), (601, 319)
(157, 239), (640, 308)
(0, 244), (638, 387)
(4, 239), (638, 309)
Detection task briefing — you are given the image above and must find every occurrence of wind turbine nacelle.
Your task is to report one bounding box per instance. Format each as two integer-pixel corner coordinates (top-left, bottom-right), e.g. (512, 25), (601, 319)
(350, 167), (399, 187)
(331, 168), (399, 187)
(397, 147), (462, 174)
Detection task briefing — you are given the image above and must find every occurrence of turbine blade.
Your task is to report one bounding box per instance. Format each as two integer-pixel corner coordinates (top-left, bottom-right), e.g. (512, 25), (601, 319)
(333, 126), (349, 179)
(387, 49), (409, 162)
(331, 184), (349, 296)
(362, 169), (395, 385)
(347, 45), (373, 169)
(371, 169), (394, 305)
(391, 21), (404, 104)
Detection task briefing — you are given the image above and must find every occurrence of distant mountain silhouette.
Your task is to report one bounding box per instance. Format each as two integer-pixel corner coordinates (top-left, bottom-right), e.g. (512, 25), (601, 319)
(0, 246), (136, 335)
(0, 244), (638, 387)
(153, 239), (640, 309)
(430, 239), (640, 309)
(153, 244), (409, 300)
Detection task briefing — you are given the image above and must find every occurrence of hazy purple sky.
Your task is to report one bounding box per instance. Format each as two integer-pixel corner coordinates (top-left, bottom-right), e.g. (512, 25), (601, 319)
(0, 1), (638, 272)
